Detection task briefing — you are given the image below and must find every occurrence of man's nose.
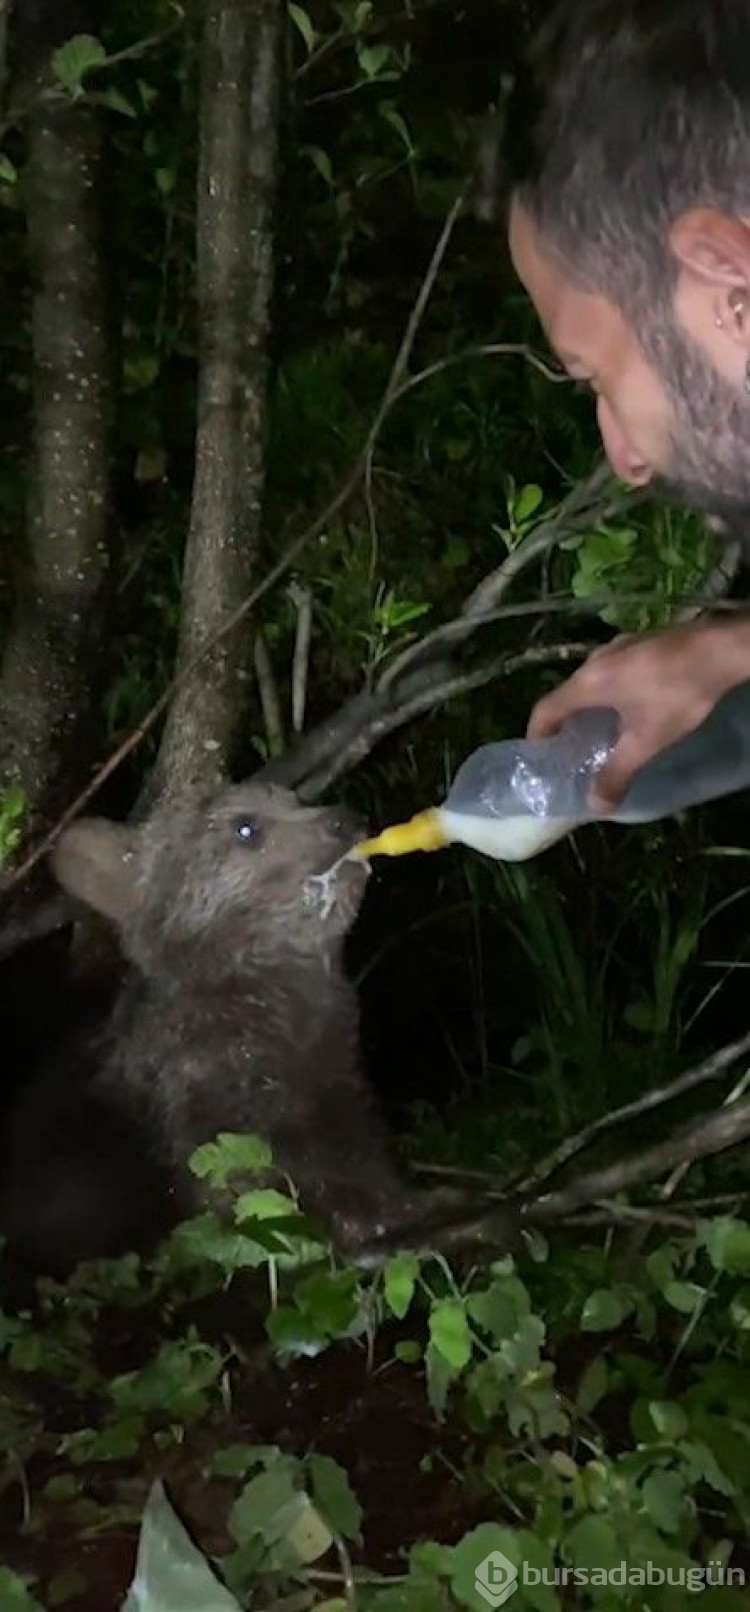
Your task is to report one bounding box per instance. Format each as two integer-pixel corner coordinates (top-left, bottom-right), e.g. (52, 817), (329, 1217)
(597, 396), (652, 486)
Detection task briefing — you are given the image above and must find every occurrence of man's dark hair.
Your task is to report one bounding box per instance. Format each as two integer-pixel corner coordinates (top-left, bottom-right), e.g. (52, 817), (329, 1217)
(504, 0), (750, 312)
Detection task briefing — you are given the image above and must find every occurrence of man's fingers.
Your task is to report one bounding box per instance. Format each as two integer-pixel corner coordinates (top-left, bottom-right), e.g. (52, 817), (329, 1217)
(526, 688), (571, 739)
(588, 734), (650, 813)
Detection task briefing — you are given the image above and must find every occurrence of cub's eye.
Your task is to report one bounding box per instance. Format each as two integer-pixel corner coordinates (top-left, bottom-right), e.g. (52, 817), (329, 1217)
(234, 817), (259, 844)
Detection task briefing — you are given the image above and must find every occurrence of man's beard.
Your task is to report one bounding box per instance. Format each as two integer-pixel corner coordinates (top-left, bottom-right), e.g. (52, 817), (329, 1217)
(640, 312), (750, 544)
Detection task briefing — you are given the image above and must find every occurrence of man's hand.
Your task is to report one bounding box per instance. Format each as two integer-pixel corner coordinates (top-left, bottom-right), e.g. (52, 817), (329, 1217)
(527, 615), (750, 812)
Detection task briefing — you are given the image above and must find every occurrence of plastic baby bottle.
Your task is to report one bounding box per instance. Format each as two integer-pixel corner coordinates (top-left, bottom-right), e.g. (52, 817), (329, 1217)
(351, 679), (750, 865)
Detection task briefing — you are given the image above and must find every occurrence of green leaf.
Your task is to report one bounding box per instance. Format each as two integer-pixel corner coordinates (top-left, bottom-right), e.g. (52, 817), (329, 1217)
(266, 1305), (329, 1357)
(565, 1514), (622, 1577)
(641, 1470), (687, 1535)
(394, 1339), (422, 1364)
(167, 1212), (272, 1272)
(0, 155), (17, 184)
(384, 1252), (419, 1319)
(729, 1287), (750, 1329)
(704, 1217), (750, 1275)
(123, 1480), (241, 1609)
(646, 1245), (677, 1292)
(648, 1400), (689, 1441)
(580, 1288), (631, 1332)
(429, 1299), (472, 1370)
(425, 1341), (458, 1420)
(357, 43), (390, 77)
(270, 1491), (333, 1568)
(305, 145), (334, 187)
(96, 87), (137, 117)
(680, 1439), (735, 1497)
(288, 3), (317, 52)
(467, 1275), (530, 1342)
(576, 1355), (609, 1415)
(506, 1377), (569, 1442)
(380, 104), (414, 155)
(188, 1133), (272, 1187)
(294, 1269), (360, 1335)
(410, 1539), (455, 1576)
(308, 1454), (362, 1541)
(0, 1572), (43, 1610)
(209, 1444), (278, 1479)
(52, 34), (106, 95)
(513, 483), (544, 524)
(233, 1187), (296, 1222)
(663, 1280), (705, 1315)
(62, 1416), (144, 1464)
(451, 1524), (523, 1612)
(228, 1459), (301, 1548)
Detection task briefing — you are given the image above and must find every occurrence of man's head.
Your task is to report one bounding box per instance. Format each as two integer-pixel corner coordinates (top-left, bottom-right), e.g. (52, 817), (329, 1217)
(504, 1), (750, 525)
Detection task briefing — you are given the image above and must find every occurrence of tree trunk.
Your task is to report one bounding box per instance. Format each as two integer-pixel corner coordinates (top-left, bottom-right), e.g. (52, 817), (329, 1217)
(0, 91), (113, 836)
(149, 0), (284, 806)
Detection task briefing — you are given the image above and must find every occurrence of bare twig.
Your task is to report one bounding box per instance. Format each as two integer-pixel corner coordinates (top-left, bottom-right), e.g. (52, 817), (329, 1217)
(526, 1096), (750, 1222)
(387, 341), (569, 400)
(562, 1203), (704, 1231)
(254, 630), (285, 758)
(379, 463), (632, 693)
(295, 642), (589, 800)
(517, 1029), (750, 1194)
(289, 581), (312, 734)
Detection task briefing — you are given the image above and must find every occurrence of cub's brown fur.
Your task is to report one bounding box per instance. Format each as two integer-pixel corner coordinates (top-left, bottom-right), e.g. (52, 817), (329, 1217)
(0, 781), (477, 1270)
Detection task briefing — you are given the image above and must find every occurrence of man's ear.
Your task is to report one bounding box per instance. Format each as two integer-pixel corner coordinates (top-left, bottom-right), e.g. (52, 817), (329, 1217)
(50, 818), (140, 928)
(670, 209), (750, 293)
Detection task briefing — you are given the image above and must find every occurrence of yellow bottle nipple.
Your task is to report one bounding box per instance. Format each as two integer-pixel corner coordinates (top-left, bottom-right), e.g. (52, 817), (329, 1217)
(351, 807), (450, 860)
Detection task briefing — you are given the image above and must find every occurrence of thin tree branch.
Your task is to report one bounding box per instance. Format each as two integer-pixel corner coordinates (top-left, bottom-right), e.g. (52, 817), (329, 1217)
(517, 1029), (750, 1194)
(526, 1096), (750, 1223)
(254, 629), (285, 758)
(289, 580), (312, 734)
(295, 643), (589, 801)
(379, 464), (635, 693)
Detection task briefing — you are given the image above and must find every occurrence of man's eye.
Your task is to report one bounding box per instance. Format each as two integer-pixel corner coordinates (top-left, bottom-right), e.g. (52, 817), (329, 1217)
(234, 818), (259, 844)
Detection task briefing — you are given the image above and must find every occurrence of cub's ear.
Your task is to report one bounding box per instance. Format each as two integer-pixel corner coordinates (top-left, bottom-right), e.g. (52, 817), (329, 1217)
(50, 818), (140, 928)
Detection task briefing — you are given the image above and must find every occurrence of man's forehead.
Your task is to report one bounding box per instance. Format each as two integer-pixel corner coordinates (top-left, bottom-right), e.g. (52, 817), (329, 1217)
(508, 198), (627, 369)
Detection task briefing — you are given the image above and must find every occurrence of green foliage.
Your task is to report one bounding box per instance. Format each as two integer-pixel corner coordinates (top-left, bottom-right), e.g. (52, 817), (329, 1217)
(51, 34), (108, 96)
(560, 507), (714, 632)
(0, 1571), (43, 1610)
(2, 1127), (750, 1605)
(0, 786), (24, 867)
